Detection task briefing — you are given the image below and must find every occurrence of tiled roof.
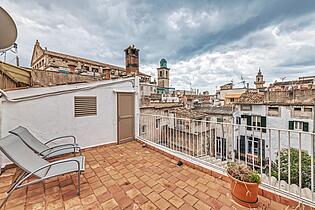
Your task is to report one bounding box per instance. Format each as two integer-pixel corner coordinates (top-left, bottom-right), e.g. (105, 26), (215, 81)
(141, 103), (182, 109)
(237, 92), (265, 104)
(170, 107), (208, 119)
(195, 107), (234, 115)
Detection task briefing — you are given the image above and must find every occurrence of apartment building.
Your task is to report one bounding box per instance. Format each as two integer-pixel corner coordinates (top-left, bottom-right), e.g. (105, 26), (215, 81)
(235, 91), (314, 167)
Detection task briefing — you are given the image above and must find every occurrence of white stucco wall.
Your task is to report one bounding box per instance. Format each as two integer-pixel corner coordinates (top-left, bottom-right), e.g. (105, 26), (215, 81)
(140, 83), (156, 96)
(0, 77), (139, 168)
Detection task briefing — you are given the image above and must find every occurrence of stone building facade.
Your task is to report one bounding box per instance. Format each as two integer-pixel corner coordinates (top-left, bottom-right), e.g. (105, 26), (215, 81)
(30, 40), (150, 81)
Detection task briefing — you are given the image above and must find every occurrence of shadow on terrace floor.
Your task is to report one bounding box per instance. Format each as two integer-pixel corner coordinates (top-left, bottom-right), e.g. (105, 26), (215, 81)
(0, 141), (298, 210)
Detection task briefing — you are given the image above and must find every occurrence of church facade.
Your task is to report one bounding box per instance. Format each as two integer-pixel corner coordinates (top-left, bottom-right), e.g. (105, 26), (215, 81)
(30, 40), (150, 82)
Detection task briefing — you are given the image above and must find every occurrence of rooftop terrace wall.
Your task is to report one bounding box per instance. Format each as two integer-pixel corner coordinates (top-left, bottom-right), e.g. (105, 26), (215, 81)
(0, 77), (140, 168)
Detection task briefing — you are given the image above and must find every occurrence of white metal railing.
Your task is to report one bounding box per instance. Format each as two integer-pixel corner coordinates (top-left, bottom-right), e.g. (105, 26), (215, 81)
(138, 113), (315, 207)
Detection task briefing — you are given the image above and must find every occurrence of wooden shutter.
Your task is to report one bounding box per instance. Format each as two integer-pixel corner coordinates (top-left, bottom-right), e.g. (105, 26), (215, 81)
(261, 116), (267, 133)
(246, 115), (252, 131)
(288, 121), (294, 130)
(261, 116), (266, 127)
(236, 117), (241, 124)
(303, 122), (309, 132)
(74, 96), (97, 117)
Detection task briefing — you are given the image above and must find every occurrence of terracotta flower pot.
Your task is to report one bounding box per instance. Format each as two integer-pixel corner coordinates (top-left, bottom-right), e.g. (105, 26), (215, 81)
(228, 175), (259, 208)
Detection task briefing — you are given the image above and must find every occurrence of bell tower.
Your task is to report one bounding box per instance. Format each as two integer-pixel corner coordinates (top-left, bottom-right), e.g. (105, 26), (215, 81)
(157, 58), (170, 88)
(254, 68), (265, 89)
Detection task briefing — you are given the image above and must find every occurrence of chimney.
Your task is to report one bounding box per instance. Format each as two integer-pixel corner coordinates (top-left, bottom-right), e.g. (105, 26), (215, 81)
(104, 66), (111, 80)
(124, 45), (139, 76)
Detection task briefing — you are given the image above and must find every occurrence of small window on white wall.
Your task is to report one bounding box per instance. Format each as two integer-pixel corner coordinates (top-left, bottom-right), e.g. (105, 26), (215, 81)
(241, 105), (252, 111)
(304, 107), (312, 112)
(74, 96), (97, 117)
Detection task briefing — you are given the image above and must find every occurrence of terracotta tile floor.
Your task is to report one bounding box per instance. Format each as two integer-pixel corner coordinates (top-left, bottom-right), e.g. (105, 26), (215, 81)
(0, 141), (298, 210)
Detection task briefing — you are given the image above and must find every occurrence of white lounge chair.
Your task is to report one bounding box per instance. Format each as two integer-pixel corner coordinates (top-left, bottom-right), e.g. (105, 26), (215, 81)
(10, 126), (81, 158)
(0, 134), (85, 209)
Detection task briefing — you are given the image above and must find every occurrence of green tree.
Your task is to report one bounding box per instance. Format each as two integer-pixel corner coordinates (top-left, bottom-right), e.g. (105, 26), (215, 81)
(271, 148), (312, 189)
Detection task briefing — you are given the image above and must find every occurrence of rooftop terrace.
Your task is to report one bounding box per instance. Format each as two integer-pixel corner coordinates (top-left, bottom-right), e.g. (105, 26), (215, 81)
(0, 141), (299, 210)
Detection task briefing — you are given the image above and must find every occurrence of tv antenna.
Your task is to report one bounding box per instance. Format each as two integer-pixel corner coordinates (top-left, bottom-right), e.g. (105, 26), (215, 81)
(239, 76), (246, 88)
(0, 7), (19, 65)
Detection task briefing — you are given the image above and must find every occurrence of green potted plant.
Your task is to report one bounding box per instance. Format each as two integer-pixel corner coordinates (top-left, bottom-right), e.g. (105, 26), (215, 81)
(226, 162), (261, 208)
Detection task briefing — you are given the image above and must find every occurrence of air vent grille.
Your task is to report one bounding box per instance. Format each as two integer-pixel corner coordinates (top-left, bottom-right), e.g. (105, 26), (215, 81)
(74, 96), (97, 117)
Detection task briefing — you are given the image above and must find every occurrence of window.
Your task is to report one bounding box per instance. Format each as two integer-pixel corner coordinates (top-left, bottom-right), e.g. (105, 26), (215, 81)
(159, 71), (163, 77)
(252, 116), (261, 129)
(294, 107), (302, 112)
(268, 106), (279, 112)
(304, 107), (312, 112)
(140, 86), (143, 91)
(141, 125), (147, 133)
(216, 137), (227, 160)
(194, 121), (201, 126)
(155, 119), (161, 129)
(268, 106), (280, 116)
(237, 136), (266, 164)
(241, 105), (252, 111)
(217, 118), (223, 123)
(294, 121), (303, 130)
(289, 121), (309, 132)
(245, 115), (266, 132)
(74, 96), (97, 117)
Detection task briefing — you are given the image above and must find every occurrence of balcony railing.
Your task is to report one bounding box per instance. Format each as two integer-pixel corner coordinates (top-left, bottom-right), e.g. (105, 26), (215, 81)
(138, 113), (315, 207)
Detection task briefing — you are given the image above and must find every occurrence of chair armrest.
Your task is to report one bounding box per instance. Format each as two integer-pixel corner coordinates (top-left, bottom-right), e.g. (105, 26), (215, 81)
(42, 146), (82, 159)
(17, 159), (81, 188)
(44, 135), (77, 145)
(38, 143), (78, 155)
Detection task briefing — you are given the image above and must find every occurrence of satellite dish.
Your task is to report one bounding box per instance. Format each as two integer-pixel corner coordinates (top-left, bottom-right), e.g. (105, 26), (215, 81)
(0, 7), (17, 52)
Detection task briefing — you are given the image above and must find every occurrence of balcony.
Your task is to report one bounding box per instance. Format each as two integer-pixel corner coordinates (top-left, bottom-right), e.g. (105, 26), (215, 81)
(0, 141), (298, 210)
(0, 78), (313, 209)
(139, 114), (315, 208)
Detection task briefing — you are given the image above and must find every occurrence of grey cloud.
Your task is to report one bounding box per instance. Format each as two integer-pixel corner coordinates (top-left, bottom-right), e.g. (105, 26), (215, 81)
(2, 0), (315, 92)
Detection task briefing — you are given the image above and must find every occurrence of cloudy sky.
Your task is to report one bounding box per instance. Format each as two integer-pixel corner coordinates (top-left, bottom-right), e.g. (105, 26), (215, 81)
(2, 0), (315, 92)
